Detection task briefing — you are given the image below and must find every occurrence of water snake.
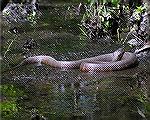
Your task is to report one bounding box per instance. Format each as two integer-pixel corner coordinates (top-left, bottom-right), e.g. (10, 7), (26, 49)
(13, 48), (138, 72)
(80, 52), (138, 72)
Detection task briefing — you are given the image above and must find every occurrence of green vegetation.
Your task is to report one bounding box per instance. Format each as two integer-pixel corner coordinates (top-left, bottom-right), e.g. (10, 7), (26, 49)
(80, 0), (149, 45)
(1, 0), (150, 120)
(0, 84), (25, 119)
(80, 0), (128, 42)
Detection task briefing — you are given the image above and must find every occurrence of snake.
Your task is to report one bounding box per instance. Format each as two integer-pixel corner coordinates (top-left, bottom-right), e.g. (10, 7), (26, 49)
(12, 48), (138, 72)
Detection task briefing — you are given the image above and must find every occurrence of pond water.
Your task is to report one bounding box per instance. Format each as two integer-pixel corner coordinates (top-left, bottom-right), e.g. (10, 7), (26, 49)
(1, 2), (150, 120)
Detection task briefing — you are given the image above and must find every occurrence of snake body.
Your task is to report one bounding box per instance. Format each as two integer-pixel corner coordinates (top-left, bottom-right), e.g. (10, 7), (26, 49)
(17, 49), (138, 72)
(80, 52), (138, 72)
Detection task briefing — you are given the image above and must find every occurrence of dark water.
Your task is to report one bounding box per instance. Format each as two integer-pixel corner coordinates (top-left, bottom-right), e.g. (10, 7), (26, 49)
(1, 3), (150, 120)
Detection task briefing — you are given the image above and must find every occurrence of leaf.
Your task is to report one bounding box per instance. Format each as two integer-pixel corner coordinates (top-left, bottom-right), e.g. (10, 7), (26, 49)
(111, 0), (120, 6)
(136, 6), (144, 13)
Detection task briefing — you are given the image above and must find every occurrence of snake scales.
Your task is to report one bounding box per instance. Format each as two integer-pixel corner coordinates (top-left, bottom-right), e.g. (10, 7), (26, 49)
(15, 48), (138, 72)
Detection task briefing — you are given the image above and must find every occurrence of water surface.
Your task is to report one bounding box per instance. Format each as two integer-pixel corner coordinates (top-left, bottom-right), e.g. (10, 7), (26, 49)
(1, 2), (150, 120)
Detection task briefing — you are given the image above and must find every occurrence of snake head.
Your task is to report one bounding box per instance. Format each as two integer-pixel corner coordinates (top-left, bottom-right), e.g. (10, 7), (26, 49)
(112, 48), (125, 62)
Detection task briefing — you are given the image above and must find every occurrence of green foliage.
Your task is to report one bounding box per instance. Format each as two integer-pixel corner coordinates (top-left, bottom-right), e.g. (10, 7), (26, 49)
(145, 102), (150, 113)
(0, 101), (18, 117)
(0, 84), (25, 118)
(86, 0), (120, 6)
(136, 6), (144, 13)
(80, 0), (126, 41)
(0, 84), (24, 97)
(111, 0), (120, 6)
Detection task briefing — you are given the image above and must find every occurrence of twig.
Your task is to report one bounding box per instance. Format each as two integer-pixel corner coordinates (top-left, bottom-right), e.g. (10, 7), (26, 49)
(3, 36), (17, 58)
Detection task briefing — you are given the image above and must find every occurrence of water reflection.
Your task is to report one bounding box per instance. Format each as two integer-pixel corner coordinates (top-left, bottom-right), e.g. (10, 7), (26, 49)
(1, 2), (150, 120)
(2, 62), (149, 119)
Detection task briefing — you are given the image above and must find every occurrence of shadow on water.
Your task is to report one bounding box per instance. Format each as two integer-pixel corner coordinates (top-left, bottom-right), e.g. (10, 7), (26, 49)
(1, 2), (150, 120)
